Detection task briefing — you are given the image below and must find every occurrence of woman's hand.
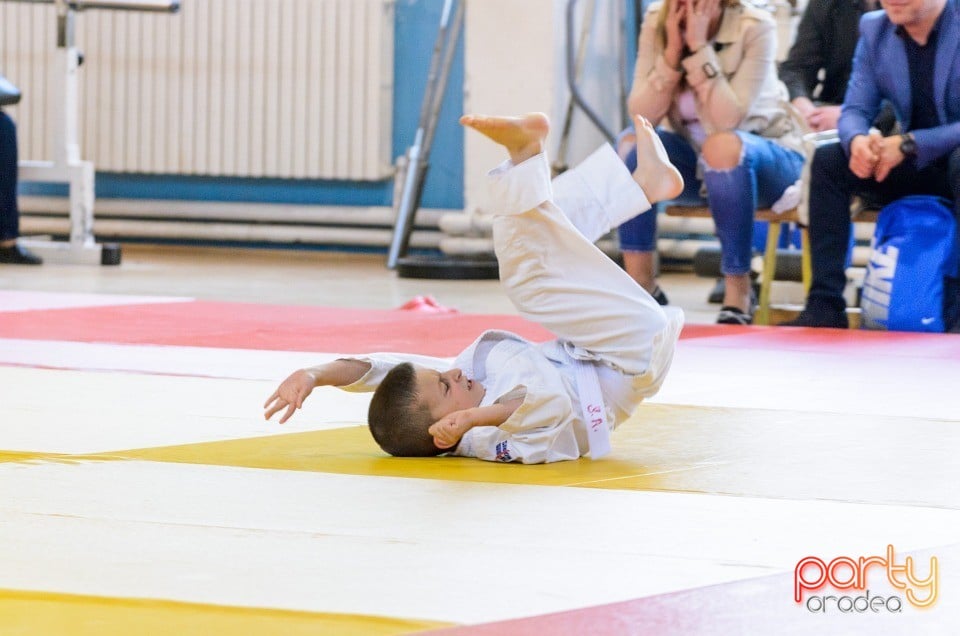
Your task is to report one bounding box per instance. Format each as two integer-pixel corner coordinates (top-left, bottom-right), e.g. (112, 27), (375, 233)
(806, 105), (842, 132)
(663, 0), (686, 70)
(684, 0), (720, 53)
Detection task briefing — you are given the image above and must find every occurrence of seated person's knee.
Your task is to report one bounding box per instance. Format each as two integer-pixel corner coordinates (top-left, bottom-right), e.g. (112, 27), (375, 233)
(701, 132), (742, 170)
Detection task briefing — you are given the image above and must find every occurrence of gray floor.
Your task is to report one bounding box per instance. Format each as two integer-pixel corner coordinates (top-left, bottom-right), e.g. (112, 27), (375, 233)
(0, 244), (783, 324)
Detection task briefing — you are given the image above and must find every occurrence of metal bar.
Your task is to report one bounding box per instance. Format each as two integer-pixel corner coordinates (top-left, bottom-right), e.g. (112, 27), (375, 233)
(420, 0), (464, 156)
(565, 0), (615, 144)
(2, 0), (179, 12)
(386, 0), (464, 269)
(615, 0), (629, 130)
(554, 0), (598, 174)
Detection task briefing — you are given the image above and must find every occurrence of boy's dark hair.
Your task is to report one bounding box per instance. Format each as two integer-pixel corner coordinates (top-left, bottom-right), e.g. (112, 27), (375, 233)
(368, 362), (444, 457)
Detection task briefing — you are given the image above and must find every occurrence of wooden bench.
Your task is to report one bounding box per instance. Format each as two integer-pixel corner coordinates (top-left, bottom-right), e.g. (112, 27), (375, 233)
(664, 205), (809, 325)
(665, 205), (880, 325)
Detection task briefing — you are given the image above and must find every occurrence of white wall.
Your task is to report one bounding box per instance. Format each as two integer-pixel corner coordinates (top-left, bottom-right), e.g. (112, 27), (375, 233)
(463, 0), (628, 216)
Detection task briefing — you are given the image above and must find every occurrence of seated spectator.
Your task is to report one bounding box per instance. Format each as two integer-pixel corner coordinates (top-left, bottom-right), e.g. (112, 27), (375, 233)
(0, 110), (42, 265)
(620, 0), (805, 324)
(779, 0), (890, 133)
(785, 0), (960, 329)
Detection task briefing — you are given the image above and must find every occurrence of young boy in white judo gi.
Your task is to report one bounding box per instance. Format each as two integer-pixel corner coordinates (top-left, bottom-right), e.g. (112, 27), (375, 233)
(264, 113), (685, 463)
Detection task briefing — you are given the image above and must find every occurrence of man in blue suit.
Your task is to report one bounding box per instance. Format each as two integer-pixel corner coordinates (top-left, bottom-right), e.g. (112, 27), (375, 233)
(786, 0), (960, 328)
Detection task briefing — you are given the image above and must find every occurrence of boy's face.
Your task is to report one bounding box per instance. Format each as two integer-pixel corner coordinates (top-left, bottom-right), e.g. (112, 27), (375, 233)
(414, 366), (484, 421)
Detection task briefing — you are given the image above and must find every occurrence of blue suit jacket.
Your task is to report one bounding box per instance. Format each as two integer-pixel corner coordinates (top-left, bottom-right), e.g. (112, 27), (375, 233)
(839, 0), (960, 168)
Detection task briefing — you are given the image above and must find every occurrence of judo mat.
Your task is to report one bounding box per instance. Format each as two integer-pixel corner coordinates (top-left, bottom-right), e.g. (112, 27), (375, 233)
(1, 290), (958, 635)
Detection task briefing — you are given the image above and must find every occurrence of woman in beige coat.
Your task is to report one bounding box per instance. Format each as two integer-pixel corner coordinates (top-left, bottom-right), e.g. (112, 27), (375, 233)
(619, 0), (804, 324)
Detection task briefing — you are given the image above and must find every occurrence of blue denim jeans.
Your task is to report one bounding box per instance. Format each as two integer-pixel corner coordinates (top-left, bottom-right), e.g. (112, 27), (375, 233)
(619, 128), (805, 275)
(0, 110), (18, 241)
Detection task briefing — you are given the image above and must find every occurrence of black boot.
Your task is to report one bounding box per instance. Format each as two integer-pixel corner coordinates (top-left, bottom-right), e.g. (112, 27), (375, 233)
(780, 298), (848, 328)
(0, 243), (43, 265)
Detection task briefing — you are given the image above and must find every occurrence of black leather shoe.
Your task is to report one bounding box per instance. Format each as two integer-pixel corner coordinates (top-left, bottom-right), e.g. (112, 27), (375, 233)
(651, 285), (669, 306)
(780, 309), (848, 329)
(707, 277), (725, 304)
(0, 243), (43, 265)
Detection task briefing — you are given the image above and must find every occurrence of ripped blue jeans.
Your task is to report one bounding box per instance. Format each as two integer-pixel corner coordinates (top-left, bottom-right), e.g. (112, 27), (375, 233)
(619, 128), (804, 275)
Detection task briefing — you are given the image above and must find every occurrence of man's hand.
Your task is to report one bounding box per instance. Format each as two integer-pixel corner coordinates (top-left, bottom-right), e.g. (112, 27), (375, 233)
(264, 369), (317, 424)
(849, 132), (881, 179)
(873, 135), (906, 182)
(429, 409), (478, 449)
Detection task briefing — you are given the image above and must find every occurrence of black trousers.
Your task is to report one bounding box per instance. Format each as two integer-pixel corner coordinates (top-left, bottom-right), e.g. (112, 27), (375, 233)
(806, 141), (960, 316)
(0, 110), (19, 241)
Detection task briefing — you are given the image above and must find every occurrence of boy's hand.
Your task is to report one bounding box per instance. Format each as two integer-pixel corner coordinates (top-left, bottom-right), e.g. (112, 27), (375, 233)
(263, 359), (371, 425)
(429, 409), (478, 449)
(264, 369), (317, 424)
(428, 399), (523, 450)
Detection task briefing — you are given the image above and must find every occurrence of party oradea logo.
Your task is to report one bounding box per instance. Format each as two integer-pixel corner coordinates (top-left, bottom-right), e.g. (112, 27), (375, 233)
(795, 545), (938, 613)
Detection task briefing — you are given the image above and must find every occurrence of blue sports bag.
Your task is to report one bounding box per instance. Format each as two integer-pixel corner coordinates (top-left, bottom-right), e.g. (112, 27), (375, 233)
(860, 195), (958, 332)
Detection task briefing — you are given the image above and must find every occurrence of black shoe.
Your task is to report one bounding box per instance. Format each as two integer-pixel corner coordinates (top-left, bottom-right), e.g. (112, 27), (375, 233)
(707, 278), (724, 304)
(651, 285), (669, 306)
(780, 309), (848, 329)
(717, 305), (754, 325)
(0, 243), (42, 265)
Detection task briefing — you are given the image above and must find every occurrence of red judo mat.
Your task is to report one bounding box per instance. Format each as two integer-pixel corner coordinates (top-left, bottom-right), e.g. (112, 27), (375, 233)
(0, 301), (551, 357)
(1, 299), (958, 359)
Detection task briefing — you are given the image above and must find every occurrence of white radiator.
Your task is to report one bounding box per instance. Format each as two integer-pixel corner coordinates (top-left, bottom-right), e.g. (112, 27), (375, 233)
(0, 0), (395, 180)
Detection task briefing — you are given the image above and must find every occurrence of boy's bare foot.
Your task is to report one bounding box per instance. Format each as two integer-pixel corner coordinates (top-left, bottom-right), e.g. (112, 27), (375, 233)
(632, 115), (684, 204)
(460, 113), (549, 165)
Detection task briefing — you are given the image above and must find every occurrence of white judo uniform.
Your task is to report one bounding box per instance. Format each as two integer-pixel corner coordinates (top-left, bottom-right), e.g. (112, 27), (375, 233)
(343, 145), (684, 463)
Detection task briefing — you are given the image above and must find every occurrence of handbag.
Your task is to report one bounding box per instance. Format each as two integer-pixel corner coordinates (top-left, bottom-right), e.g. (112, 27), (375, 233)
(0, 74), (22, 107)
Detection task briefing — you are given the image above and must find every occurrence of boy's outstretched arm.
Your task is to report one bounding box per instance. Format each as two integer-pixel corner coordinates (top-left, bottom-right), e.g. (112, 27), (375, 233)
(264, 359), (372, 424)
(429, 397), (523, 450)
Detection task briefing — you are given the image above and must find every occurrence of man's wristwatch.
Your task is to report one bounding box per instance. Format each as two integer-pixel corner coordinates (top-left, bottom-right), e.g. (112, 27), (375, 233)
(900, 133), (918, 158)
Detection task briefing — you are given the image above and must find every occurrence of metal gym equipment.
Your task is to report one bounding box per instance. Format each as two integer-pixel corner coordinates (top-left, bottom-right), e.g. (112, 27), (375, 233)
(386, 0), (493, 279)
(562, 0), (618, 149)
(387, 0), (624, 279)
(6, 0), (180, 265)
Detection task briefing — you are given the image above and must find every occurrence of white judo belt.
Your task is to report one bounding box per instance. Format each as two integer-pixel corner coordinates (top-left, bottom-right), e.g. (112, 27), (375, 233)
(574, 358), (611, 459)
